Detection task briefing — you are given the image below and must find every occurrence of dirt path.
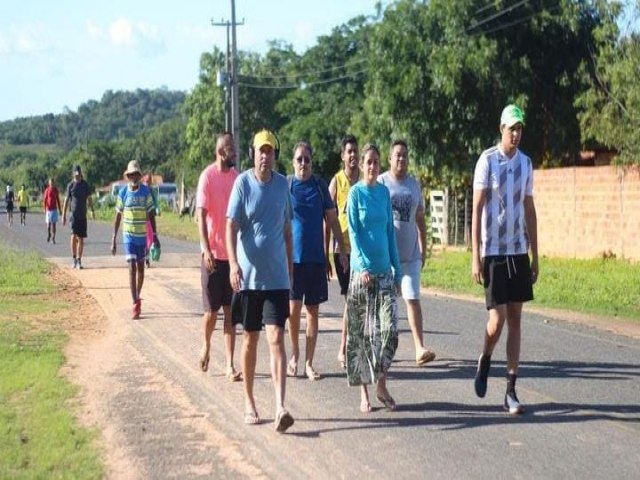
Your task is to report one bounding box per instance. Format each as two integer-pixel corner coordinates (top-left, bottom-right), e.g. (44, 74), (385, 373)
(56, 254), (266, 479)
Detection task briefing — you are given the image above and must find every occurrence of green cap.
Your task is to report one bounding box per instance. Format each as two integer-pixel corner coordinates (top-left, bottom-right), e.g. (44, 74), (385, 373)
(500, 104), (525, 127)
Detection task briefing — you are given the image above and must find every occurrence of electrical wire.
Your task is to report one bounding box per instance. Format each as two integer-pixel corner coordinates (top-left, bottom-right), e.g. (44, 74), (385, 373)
(466, 0), (529, 33)
(238, 69), (367, 89)
(239, 58), (368, 80)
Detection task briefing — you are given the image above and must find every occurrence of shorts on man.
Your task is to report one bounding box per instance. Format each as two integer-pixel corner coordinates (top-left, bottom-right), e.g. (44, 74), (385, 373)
(45, 210), (59, 224)
(400, 259), (422, 300)
(6, 202), (14, 213)
(231, 290), (289, 332)
(124, 243), (146, 263)
(70, 215), (87, 238)
(201, 259), (233, 312)
(290, 263), (328, 305)
(483, 254), (534, 309)
(19, 206), (27, 214)
(333, 253), (351, 295)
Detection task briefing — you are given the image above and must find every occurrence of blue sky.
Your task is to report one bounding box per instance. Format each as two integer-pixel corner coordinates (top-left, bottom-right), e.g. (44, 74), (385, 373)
(0, 0), (381, 121)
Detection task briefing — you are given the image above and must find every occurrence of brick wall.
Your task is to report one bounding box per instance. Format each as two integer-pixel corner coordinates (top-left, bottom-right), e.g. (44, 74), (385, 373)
(534, 165), (640, 261)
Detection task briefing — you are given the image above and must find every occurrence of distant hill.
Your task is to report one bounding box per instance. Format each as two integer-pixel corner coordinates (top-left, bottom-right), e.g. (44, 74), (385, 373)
(0, 88), (186, 151)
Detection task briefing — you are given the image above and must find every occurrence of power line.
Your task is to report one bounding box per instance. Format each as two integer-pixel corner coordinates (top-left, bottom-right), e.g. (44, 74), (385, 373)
(469, 4), (561, 37)
(238, 69), (367, 89)
(239, 58), (368, 80)
(466, 0), (529, 33)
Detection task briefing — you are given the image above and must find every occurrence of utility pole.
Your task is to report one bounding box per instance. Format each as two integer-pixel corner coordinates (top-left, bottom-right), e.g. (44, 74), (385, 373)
(230, 0), (241, 169)
(211, 1), (243, 169)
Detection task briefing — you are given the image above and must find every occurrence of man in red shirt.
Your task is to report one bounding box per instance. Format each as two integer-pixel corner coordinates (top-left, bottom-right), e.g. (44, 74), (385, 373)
(43, 177), (62, 243)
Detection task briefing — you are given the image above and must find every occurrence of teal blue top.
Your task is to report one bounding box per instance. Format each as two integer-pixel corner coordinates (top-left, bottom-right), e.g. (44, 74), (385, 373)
(347, 182), (402, 285)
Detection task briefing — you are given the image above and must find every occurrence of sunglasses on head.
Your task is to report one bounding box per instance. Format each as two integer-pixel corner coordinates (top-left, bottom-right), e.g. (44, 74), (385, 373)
(295, 156), (311, 164)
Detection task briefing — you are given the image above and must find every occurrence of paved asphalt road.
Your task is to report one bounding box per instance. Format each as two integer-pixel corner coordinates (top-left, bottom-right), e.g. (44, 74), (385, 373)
(1, 213), (639, 479)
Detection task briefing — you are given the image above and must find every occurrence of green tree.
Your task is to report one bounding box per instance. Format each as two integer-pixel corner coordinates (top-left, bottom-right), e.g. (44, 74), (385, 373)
(576, 2), (640, 164)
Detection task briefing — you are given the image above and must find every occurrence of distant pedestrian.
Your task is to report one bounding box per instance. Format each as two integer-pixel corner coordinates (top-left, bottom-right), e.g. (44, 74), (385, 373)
(43, 177), (62, 244)
(195, 132), (241, 381)
(62, 165), (95, 269)
(5, 185), (14, 227)
(287, 141), (348, 381)
(379, 140), (436, 366)
(346, 144), (401, 413)
(327, 135), (360, 369)
(226, 129), (294, 432)
(110, 160), (160, 320)
(472, 104), (539, 415)
(17, 185), (29, 226)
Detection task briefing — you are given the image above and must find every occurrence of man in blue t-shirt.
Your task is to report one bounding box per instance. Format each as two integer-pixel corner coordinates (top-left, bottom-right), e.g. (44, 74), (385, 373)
(226, 129), (294, 433)
(286, 141), (347, 381)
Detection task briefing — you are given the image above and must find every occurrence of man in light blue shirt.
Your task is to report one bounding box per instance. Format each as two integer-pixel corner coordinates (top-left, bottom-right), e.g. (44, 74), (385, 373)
(226, 129), (295, 432)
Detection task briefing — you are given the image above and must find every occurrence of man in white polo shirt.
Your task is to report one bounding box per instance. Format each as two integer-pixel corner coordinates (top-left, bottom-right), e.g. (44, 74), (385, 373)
(471, 104), (539, 415)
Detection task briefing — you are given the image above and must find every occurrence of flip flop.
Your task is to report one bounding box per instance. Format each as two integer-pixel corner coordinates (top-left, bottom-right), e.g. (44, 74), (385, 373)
(199, 353), (210, 372)
(305, 365), (321, 381)
(360, 400), (372, 413)
(416, 349), (436, 366)
(275, 410), (294, 433)
(286, 358), (298, 377)
(376, 393), (397, 411)
(226, 368), (242, 382)
(244, 410), (260, 425)
(337, 352), (346, 370)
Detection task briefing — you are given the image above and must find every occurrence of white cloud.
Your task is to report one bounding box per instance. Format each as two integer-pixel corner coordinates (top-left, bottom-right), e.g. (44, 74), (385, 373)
(294, 20), (315, 46)
(0, 23), (48, 55)
(86, 20), (103, 40)
(109, 18), (134, 45)
(178, 22), (221, 43)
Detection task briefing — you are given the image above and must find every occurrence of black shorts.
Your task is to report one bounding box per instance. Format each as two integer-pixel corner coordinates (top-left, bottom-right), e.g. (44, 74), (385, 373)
(19, 206), (27, 213)
(70, 215), (87, 238)
(231, 290), (289, 332)
(483, 254), (534, 309)
(6, 202), (13, 212)
(201, 259), (232, 312)
(333, 253), (351, 295)
(290, 262), (328, 305)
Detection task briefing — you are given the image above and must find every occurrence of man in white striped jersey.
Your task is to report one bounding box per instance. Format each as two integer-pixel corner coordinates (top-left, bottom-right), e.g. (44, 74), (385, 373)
(471, 104), (539, 415)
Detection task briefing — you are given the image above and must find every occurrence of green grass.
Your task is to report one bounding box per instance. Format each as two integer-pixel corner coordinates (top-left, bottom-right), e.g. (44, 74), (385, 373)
(0, 245), (103, 479)
(424, 250), (640, 321)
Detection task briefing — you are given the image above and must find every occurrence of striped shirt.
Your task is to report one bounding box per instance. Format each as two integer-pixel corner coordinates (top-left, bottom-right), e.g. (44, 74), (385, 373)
(116, 184), (154, 246)
(473, 146), (533, 257)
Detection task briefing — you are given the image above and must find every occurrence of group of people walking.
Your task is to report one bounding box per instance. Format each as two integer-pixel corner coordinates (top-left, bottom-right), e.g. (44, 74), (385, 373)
(7, 103), (536, 434)
(191, 103), (538, 433)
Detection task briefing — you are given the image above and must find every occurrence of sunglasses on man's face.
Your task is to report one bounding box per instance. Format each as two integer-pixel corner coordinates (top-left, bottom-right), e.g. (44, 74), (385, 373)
(295, 156), (311, 164)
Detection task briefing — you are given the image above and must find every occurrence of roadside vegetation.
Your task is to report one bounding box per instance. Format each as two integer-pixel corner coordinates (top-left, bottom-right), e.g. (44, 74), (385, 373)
(0, 243), (103, 479)
(424, 249), (640, 322)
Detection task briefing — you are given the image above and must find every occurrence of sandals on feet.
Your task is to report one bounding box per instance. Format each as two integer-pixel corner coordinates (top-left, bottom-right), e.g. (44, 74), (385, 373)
(376, 393), (397, 411)
(416, 349), (436, 366)
(275, 409), (294, 433)
(360, 400), (372, 413)
(286, 358), (298, 377)
(199, 350), (210, 372)
(226, 367), (242, 382)
(305, 364), (321, 381)
(244, 410), (260, 425)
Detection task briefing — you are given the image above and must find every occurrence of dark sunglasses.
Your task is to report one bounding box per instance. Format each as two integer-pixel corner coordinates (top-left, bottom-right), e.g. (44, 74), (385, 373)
(295, 156), (311, 164)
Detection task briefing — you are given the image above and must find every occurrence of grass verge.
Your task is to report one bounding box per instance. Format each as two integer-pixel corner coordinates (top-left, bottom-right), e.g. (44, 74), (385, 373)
(0, 245), (103, 479)
(424, 249), (640, 322)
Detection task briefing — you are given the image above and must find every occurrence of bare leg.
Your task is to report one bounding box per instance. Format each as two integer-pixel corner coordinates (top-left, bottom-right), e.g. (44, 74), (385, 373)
(337, 300), (347, 366)
(304, 304), (319, 368)
(288, 300), (302, 374)
(406, 299), (426, 353)
(136, 260), (145, 298)
(128, 262), (138, 302)
(71, 235), (78, 258)
(484, 305), (507, 356)
(242, 331), (260, 415)
(52, 222), (56, 242)
(266, 325), (287, 414)
(505, 302), (523, 374)
(222, 305), (238, 374)
(201, 310), (217, 370)
(360, 384), (371, 413)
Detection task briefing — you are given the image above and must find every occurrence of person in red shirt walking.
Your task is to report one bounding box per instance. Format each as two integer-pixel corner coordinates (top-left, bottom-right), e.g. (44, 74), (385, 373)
(43, 177), (62, 243)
